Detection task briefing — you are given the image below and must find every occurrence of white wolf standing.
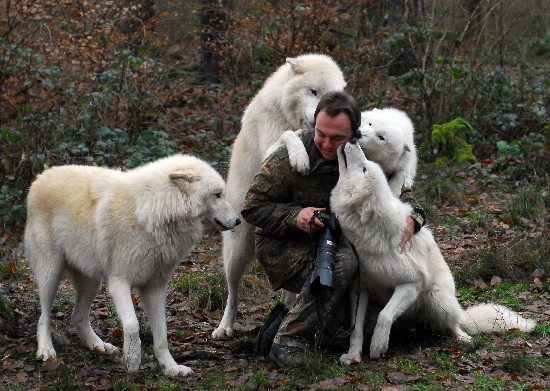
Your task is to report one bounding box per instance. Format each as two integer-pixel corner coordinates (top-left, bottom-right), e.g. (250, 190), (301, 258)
(330, 141), (536, 364)
(212, 54), (346, 339)
(267, 107), (417, 197)
(25, 155), (240, 376)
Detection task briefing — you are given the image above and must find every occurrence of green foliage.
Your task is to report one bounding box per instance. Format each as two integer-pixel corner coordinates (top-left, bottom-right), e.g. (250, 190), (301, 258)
(458, 281), (540, 310)
(0, 183), (24, 225)
(44, 363), (80, 391)
(414, 167), (465, 210)
(0, 41), (176, 232)
(535, 322), (550, 338)
(495, 130), (550, 180)
(429, 350), (459, 373)
(170, 270), (228, 311)
(530, 33), (550, 59)
(109, 379), (142, 391)
(467, 210), (492, 229)
(0, 292), (16, 338)
(390, 52), (549, 160)
(472, 370), (508, 390)
(502, 350), (547, 375)
(506, 183), (548, 225)
(425, 118), (477, 166)
(457, 236), (549, 284)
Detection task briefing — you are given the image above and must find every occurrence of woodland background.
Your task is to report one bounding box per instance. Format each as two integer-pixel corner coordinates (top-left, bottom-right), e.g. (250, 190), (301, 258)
(0, 0), (549, 390)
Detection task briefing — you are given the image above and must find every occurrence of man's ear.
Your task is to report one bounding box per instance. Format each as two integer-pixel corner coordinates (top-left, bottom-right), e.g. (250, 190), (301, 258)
(169, 171), (200, 183)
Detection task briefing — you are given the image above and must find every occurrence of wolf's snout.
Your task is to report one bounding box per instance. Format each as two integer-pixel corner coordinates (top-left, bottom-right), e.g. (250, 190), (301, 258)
(340, 145), (348, 168)
(215, 217), (241, 231)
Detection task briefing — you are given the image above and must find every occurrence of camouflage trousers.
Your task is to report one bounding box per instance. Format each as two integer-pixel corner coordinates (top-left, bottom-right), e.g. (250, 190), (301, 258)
(270, 239), (358, 350)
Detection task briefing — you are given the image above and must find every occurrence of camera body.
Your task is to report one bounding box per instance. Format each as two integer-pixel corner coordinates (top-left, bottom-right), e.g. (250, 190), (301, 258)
(309, 211), (340, 294)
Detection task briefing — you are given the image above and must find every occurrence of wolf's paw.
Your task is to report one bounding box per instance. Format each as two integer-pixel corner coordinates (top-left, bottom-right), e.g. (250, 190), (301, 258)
(287, 147), (310, 175)
(103, 342), (120, 355)
(282, 130), (310, 175)
(37, 346), (57, 361)
(91, 341), (119, 355)
(164, 364), (193, 377)
(289, 155), (310, 175)
(369, 340), (389, 359)
(339, 352), (361, 365)
(123, 348), (141, 373)
(123, 355), (141, 373)
(211, 327), (234, 340)
(457, 333), (472, 344)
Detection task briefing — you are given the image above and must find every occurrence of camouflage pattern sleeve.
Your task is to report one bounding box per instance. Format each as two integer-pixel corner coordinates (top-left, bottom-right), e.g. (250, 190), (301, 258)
(241, 148), (304, 236)
(400, 187), (427, 234)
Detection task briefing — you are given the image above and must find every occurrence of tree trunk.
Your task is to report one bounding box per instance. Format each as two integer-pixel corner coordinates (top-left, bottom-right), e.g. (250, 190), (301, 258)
(197, 0), (230, 83)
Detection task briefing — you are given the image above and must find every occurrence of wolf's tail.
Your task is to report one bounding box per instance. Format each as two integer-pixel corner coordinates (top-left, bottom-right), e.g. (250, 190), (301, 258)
(460, 303), (536, 334)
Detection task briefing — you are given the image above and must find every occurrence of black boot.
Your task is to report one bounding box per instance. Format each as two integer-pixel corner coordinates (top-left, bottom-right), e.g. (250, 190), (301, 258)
(255, 302), (289, 356)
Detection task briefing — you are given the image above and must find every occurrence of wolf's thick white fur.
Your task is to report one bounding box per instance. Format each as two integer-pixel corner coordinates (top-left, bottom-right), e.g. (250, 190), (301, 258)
(268, 107), (417, 197)
(213, 54), (346, 339)
(359, 107), (417, 196)
(330, 141), (536, 364)
(25, 155), (240, 376)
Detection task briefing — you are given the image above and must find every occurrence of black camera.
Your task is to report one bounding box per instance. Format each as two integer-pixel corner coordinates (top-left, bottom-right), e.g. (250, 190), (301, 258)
(309, 211), (340, 294)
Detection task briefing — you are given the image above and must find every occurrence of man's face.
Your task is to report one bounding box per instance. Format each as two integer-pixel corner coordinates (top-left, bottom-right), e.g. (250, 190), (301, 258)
(314, 109), (353, 160)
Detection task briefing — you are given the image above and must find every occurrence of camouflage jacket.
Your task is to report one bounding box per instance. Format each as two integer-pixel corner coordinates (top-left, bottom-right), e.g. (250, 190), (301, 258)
(241, 131), (426, 291)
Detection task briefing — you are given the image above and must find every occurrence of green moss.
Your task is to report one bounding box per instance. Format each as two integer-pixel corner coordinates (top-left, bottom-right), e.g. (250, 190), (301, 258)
(428, 117), (477, 166)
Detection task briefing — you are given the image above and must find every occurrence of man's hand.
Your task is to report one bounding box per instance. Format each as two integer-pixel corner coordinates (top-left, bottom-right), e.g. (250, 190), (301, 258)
(400, 216), (415, 252)
(297, 207), (326, 233)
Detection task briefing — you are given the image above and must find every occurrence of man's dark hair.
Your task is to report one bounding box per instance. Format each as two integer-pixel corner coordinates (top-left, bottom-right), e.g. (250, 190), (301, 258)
(314, 91), (362, 139)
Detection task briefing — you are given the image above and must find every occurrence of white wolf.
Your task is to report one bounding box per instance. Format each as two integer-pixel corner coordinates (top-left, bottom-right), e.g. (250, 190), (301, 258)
(266, 107), (417, 197)
(330, 141), (536, 364)
(359, 107), (417, 196)
(25, 155), (240, 376)
(212, 54), (346, 339)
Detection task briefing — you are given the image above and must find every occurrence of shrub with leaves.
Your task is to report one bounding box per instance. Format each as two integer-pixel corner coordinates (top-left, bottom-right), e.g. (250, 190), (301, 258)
(0, 42), (176, 232)
(494, 130), (550, 181)
(419, 117), (477, 166)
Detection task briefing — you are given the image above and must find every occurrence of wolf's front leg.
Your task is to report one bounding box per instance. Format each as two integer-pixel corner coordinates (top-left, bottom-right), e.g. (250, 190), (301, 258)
(340, 280), (369, 365)
(266, 130), (310, 174)
(141, 283), (193, 377)
(109, 279), (142, 373)
(370, 283), (419, 358)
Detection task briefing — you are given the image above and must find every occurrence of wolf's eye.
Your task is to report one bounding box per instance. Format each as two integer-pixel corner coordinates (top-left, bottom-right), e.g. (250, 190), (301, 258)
(215, 193), (221, 198)
(310, 89), (317, 96)
(378, 135), (385, 140)
(363, 167), (367, 173)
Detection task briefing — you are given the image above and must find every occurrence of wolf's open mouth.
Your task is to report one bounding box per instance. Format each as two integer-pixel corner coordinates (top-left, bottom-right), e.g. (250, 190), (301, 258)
(340, 144), (348, 168)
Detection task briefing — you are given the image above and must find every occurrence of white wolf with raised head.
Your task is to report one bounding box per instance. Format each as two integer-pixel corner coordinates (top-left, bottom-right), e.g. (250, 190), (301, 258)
(266, 107), (417, 197)
(25, 155), (240, 376)
(330, 140), (536, 364)
(212, 54), (346, 339)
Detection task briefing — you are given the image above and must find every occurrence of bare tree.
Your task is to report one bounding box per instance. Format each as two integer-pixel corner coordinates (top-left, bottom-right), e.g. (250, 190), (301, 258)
(197, 0), (230, 83)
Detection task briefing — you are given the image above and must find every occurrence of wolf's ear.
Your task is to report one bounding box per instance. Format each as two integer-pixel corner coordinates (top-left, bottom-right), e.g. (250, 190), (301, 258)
(404, 144), (411, 153)
(286, 57), (305, 75)
(169, 171), (200, 183)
